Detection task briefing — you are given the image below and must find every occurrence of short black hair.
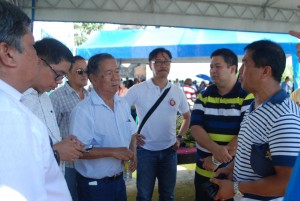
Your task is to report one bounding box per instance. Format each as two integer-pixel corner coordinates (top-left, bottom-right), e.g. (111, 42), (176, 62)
(34, 38), (74, 64)
(0, 1), (31, 52)
(87, 53), (115, 76)
(244, 40), (286, 82)
(210, 48), (238, 73)
(74, 55), (85, 62)
(148, 48), (172, 62)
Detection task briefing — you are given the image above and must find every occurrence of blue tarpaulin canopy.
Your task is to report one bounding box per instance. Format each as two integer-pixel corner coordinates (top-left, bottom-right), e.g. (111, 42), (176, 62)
(76, 28), (300, 88)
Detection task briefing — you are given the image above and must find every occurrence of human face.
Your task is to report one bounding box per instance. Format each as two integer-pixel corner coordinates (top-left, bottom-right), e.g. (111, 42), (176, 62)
(67, 59), (88, 88)
(34, 59), (71, 93)
(210, 55), (235, 87)
(12, 30), (39, 92)
(239, 50), (263, 93)
(150, 52), (171, 79)
(91, 58), (120, 96)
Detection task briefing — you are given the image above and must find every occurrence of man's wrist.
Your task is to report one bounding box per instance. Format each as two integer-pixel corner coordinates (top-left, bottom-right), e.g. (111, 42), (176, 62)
(176, 134), (184, 143)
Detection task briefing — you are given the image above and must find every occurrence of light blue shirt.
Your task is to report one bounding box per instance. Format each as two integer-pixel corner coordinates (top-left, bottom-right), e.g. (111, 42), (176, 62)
(70, 89), (137, 179)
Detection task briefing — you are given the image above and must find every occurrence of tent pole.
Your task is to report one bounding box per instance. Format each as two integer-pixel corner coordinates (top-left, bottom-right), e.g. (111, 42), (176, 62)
(31, 0), (36, 32)
(292, 54), (299, 90)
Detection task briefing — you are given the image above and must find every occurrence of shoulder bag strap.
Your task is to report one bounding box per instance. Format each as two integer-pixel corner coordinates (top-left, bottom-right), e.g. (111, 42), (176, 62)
(137, 86), (171, 133)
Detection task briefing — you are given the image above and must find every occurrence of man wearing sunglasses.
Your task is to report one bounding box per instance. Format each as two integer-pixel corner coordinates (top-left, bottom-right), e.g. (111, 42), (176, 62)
(21, 38), (86, 200)
(50, 55), (89, 201)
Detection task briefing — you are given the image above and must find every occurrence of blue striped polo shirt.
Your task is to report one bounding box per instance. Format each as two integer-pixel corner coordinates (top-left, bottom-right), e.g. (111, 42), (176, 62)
(233, 89), (300, 200)
(190, 81), (254, 178)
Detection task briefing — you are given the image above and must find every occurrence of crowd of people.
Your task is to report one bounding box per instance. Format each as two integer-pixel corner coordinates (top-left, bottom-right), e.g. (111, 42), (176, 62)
(1, 1), (300, 201)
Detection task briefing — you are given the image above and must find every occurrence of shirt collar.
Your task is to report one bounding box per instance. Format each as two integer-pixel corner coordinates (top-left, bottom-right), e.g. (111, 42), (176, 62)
(249, 89), (287, 112)
(0, 79), (22, 101)
(64, 81), (89, 96)
(90, 89), (121, 107)
(146, 79), (171, 90)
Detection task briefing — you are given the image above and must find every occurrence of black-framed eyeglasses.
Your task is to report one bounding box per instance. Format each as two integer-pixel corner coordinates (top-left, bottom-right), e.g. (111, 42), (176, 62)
(76, 69), (88, 75)
(40, 58), (65, 81)
(151, 60), (172, 66)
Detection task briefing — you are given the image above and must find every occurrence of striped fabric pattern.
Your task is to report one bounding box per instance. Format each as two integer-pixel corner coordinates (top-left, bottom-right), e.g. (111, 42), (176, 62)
(191, 81), (254, 177)
(234, 91), (300, 183)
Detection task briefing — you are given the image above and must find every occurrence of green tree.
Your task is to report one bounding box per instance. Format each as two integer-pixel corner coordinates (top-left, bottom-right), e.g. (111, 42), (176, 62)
(74, 23), (104, 46)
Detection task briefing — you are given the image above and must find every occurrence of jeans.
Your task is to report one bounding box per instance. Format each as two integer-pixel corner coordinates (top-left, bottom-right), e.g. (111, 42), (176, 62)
(136, 146), (177, 201)
(77, 172), (126, 201)
(65, 167), (78, 201)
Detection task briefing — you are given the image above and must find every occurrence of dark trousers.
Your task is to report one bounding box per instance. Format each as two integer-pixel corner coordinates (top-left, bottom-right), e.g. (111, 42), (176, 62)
(77, 172), (127, 201)
(194, 173), (234, 201)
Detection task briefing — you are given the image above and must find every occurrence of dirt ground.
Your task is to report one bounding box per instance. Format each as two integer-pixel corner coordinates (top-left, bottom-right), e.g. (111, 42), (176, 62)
(126, 164), (196, 201)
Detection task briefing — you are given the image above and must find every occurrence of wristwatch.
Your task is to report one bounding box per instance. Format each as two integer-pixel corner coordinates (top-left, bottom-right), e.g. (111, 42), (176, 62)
(211, 156), (222, 166)
(176, 135), (184, 143)
(233, 181), (244, 197)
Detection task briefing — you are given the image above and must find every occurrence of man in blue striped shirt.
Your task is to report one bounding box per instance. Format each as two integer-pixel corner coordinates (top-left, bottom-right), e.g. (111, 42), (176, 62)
(191, 48), (254, 201)
(211, 40), (300, 201)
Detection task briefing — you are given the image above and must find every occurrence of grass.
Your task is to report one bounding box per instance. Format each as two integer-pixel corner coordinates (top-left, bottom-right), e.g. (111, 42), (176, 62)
(126, 164), (195, 201)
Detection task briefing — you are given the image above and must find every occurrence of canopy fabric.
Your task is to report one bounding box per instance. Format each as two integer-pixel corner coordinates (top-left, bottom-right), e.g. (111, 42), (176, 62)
(76, 27), (300, 88)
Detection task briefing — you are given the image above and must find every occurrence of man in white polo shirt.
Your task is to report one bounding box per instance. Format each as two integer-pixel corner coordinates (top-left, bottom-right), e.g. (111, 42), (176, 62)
(124, 47), (190, 201)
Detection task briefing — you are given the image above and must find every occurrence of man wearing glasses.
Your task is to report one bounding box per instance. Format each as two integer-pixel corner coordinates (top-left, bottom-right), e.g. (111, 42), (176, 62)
(21, 38), (85, 200)
(0, 2), (71, 200)
(50, 55), (89, 201)
(124, 48), (191, 201)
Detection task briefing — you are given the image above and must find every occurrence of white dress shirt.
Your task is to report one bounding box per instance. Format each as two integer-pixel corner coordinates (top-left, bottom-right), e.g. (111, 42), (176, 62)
(0, 80), (71, 201)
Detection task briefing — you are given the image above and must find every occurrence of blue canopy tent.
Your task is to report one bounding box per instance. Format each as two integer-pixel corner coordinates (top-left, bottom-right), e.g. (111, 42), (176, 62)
(76, 28), (300, 89)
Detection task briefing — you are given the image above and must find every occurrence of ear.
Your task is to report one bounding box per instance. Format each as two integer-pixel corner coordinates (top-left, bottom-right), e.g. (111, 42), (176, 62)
(261, 65), (272, 79)
(149, 62), (153, 71)
(0, 42), (18, 68)
(230, 65), (237, 74)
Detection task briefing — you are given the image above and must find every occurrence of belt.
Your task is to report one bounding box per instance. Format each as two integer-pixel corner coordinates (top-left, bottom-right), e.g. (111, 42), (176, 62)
(77, 172), (123, 182)
(100, 172), (123, 181)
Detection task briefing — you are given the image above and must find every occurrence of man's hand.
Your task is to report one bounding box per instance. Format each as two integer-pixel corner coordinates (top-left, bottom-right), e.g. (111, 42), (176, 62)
(211, 145), (232, 163)
(53, 135), (85, 162)
(136, 133), (145, 146)
(112, 147), (134, 161)
(210, 178), (234, 201)
(202, 156), (218, 172)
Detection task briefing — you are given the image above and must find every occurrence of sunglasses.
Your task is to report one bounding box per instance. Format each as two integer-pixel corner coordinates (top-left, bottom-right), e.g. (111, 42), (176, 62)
(76, 69), (87, 75)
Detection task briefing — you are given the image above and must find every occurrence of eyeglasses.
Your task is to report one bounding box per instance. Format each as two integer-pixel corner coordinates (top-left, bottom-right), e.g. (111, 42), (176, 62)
(76, 69), (87, 75)
(40, 58), (65, 81)
(151, 60), (171, 66)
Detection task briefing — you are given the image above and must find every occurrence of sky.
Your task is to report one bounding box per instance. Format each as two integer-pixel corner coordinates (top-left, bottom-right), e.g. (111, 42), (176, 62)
(33, 22), (212, 81)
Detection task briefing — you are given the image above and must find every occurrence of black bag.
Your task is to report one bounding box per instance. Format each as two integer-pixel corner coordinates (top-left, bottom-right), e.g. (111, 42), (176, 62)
(201, 174), (227, 198)
(250, 143), (275, 177)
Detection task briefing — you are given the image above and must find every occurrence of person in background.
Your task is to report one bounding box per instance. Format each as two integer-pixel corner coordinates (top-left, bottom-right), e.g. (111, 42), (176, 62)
(119, 80), (129, 96)
(190, 48), (254, 201)
(0, 1), (71, 200)
(124, 47), (190, 201)
(198, 81), (207, 94)
(284, 28), (300, 201)
(50, 55), (90, 201)
(21, 38), (85, 170)
(183, 78), (197, 110)
(280, 76), (292, 96)
(69, 53), (137, 201)
(211, 40), (300, 201)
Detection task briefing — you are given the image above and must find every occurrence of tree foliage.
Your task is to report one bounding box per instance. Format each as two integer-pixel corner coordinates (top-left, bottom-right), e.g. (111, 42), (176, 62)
(74, 23), (104, 46)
